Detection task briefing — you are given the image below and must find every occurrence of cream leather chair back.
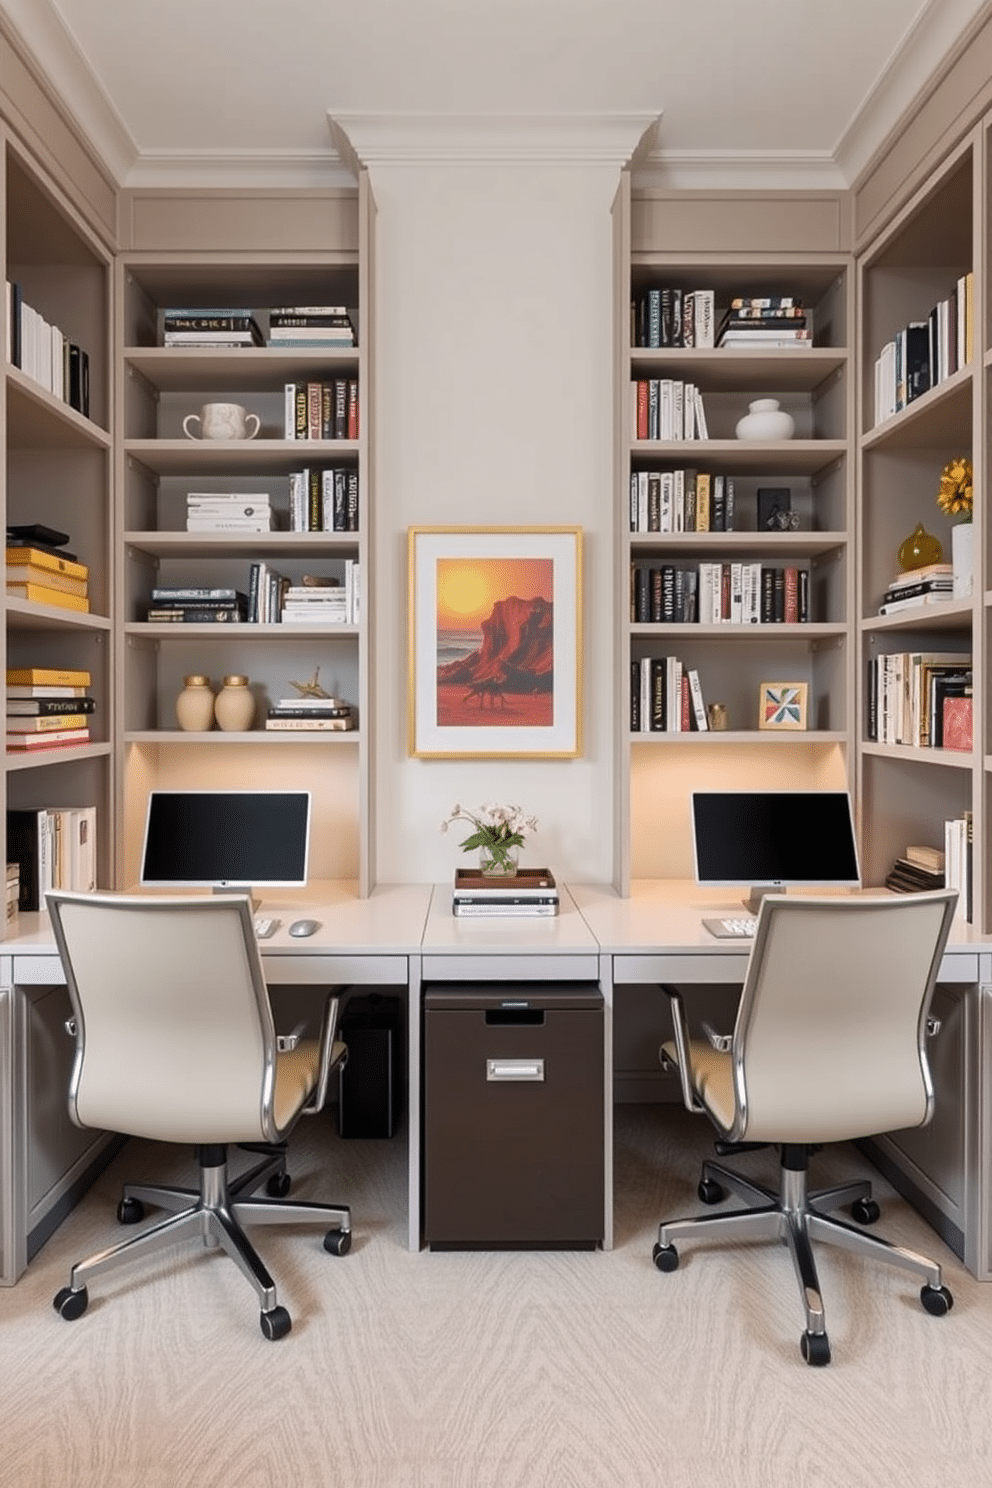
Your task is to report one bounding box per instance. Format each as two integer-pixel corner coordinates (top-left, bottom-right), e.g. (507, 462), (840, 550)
(732, 891), (957, 1145)
(50, 892), (278, 1146)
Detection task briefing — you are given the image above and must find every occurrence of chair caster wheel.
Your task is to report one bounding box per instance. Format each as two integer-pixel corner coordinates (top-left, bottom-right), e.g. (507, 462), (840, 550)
(117, 1197), (145, 1224)
(921, 1284), (953, 1316)
(698, 1178), (725, 1205)
(801, 1330), (831, 1366)
(324, 1228), (352, 1256)
(265, 1172), (291, 1198)
(260, 1305), (292, 1340)
(851, 1197), (880, 1225)
(53, 1286), (88, 1320)
(652, 1242), (679, 1272)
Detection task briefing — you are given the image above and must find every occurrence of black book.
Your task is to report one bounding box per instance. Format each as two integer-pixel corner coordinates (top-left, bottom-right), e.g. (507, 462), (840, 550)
(8, 281), (22, 367)
(7, 808), (45, 911)
(650, 657), (666, 730)
(904, 321), (932, 402)
(630, 660), (641, 732)
(68, 345), (90, 417)
(7, 696), (96, 716)
(633, 567), (650, 623)
(145, 606), (245, 623)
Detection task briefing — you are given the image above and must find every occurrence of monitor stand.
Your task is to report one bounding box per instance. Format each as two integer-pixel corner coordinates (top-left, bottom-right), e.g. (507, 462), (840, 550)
(212, 885), (261, 912)
(742, 885), (781, 915)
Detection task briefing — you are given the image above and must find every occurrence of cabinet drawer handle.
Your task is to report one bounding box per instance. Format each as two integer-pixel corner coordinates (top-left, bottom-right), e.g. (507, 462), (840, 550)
(487, 1058), (544, 1081)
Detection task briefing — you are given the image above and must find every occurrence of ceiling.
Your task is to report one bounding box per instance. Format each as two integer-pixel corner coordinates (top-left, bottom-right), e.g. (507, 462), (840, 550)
(2, 0), (991, 189)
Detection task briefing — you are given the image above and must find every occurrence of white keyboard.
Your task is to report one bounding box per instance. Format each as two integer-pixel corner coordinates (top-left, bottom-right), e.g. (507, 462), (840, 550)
(703, 916), (758, 939)
(254, 917), (280, 939)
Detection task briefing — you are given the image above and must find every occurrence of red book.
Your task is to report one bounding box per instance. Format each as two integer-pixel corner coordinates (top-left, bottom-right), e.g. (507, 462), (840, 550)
(635, 381), (648, 440)
(680, 674), (691, 731)
(942, 695), (973, 751)
(347, 379), (359, 439)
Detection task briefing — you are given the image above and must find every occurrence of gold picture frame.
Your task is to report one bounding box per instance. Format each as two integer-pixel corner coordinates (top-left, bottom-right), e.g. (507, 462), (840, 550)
(758, 681), (808, 731)
(408, 525), (582, 759)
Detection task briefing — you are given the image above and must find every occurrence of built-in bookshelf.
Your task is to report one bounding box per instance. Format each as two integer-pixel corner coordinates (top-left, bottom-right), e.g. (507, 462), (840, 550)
(2, 134), (115, 907)
(856, 135), (982, 926)
(613, 181), (855, 893)
(116, 185), (374, 893)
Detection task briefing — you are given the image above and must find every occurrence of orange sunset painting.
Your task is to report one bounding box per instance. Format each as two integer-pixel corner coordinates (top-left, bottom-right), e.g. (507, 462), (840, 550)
(435, 556), (554, 728)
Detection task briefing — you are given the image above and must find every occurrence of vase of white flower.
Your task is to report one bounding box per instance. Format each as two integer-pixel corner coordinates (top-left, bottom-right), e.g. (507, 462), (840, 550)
(440, 802), (538, 878)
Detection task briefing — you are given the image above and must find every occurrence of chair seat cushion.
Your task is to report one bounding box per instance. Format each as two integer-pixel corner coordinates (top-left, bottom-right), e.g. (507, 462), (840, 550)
(661, 1038), (736, 1131)
(274, 1038), (321, 1128)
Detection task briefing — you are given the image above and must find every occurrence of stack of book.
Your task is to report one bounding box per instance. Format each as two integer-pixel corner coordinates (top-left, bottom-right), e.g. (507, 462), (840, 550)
(7, 282), (90, 413)
(629, 469), (735, 533)
(162, 307), (264, 347)
(877, 562), (953, 615)
(866, 649), (972, 747)
(885, 842), (945, 894)
(873, 273), (973, 425)
(186, 492), (272, 533)
(632, 379), (707, 440)
(631, 287), (715, 348)
(268, 305), (355, 348)
(716, 297), (812, 349)
(6, 542), (89, 614)
(265, 696), (355, 732)
(630, 657), (707, 733)
(146, 587), (248, 623)
(452, 868), (559, 918)
(6, 666), (94, 751)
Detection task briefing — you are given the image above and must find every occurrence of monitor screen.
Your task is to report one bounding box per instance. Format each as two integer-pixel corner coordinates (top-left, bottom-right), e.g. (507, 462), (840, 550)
(139, 790), (311, 889)
(691, 790), (860, 900)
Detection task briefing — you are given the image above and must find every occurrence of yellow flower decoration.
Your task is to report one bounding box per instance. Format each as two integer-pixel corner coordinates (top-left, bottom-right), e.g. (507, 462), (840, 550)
(936, 456), (974, 520)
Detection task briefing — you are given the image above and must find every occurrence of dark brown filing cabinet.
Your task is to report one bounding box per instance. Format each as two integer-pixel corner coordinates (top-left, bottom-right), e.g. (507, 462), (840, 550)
(422, 982), (604, 1248)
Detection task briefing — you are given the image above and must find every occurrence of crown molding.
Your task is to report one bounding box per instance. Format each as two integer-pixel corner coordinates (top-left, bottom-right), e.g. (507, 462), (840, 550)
(122, 150), (356, 190)
(835, 0), (992, 184)
(327, 112), (662, 168)
(632, 152), (847, 193)
(0, 0), (137, 183)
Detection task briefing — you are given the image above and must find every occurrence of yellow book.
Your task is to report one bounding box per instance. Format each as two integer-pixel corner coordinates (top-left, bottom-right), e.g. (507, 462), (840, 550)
(695, 472), (711, 532)
(6, 582), (90, 613)
(4, 547), (89, 581)
(5, 564), (88, 597)
(6, 667), (92, 686)
(6, 713), (90, 732)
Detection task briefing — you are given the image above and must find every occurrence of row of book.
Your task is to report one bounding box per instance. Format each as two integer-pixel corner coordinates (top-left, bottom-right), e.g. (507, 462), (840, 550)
(630, 656), (708, 733)
(7, 804), (97, 910)
(451, 868), (559, 918)
(6, 666), (94, 752)
(283, 380), (359, 440)
(265, 696), (355, 733)
(632, 380), (708, 441)
(632, 288), (716, 349)
(632, 563), (809, 625)
(5, 280), (91, 415)
(877, 561), (953, 615)
(866, 650), (972, 749)
(182, 471), (361, 535)
(161, 305), (355, 349)
(6, 542), (91, 615)
(630, 470), (736, 533)
(885, 818), (972, 924)
(145, 564), (360, 626)
(873, 272), (973, 425)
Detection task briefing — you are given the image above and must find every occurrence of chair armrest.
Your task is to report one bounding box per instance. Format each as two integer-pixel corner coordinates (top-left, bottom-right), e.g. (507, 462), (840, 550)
(277, 1022), (306, 1053)
(304, 992), (348, 1115)
(926, 1016), (942, 1037)
(660, 986), (707, 1115)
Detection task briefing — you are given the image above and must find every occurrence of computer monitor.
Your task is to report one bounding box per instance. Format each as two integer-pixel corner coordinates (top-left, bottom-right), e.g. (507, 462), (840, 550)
(139, 790), (311, 897)
(691, 789), (861, 913)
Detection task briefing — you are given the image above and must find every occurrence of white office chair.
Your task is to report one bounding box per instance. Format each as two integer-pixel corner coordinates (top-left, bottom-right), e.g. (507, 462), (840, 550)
(47, 890), (352, 1340)
(654, 890), (958, 1365)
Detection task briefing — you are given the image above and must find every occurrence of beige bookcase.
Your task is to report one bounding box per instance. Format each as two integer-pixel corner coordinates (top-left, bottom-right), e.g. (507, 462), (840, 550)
(114, 183), (375, 894)
(612, 178), (856, 894)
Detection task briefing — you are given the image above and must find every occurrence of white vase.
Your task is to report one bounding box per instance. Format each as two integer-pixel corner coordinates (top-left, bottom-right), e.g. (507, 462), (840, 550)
(735, 398), (795, 441)
(952, 521), (974, 599)
(214, 675), (255, 731)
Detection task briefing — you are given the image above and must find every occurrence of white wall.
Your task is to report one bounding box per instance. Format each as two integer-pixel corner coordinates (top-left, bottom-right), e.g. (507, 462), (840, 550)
(368, 158), (620, 884)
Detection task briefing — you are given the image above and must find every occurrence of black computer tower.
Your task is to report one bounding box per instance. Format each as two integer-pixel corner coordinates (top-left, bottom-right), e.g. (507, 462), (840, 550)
(337, 993), (402, 1138)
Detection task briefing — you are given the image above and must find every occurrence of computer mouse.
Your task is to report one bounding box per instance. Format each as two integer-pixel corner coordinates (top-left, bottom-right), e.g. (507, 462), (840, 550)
(288, 918), (321, 938)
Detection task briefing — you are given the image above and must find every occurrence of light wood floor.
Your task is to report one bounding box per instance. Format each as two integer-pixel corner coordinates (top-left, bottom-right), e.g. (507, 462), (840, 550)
(1, 1104), (991, 1487)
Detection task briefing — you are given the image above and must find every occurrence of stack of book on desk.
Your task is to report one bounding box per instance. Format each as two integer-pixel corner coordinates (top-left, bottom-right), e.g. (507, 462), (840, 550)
(452, 868), (559, 918)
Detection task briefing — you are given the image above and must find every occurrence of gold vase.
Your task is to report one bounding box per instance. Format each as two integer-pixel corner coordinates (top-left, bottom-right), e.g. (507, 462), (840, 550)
(897, 522), (943, 572)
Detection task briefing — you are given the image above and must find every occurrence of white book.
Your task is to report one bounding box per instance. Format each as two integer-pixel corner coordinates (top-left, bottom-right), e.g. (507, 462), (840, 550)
(694, 290), (715, 349)
(687, 668), (708, 730)
(660, 471), (674, 533)
(639, 656), (651, 734)
(186, 519), (271, 533)
(629, 471), (640, 533)
(666, 656), (682, 733)
(284, 382), (296, 437)
(730, 561), (744, 623)
(659, 380), (673, 441)
(693, 385), (708, 439)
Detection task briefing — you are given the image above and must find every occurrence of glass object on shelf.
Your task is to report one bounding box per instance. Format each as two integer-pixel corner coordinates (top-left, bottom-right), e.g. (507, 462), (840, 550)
(734, 398), (795, 441)
(175, 675), (215, 732)
(707, 702), (729, 731)
(214, 675), (255, 731)
(897, 523), (943, 572)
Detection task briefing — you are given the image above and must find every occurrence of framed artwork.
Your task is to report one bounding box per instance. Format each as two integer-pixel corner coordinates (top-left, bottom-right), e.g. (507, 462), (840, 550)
(758, 681), (808, 731)
(408, 525), (582, 758)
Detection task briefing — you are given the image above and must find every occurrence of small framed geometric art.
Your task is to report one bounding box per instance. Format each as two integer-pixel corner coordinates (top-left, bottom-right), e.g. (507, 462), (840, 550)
(758, 681), (808, 731)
